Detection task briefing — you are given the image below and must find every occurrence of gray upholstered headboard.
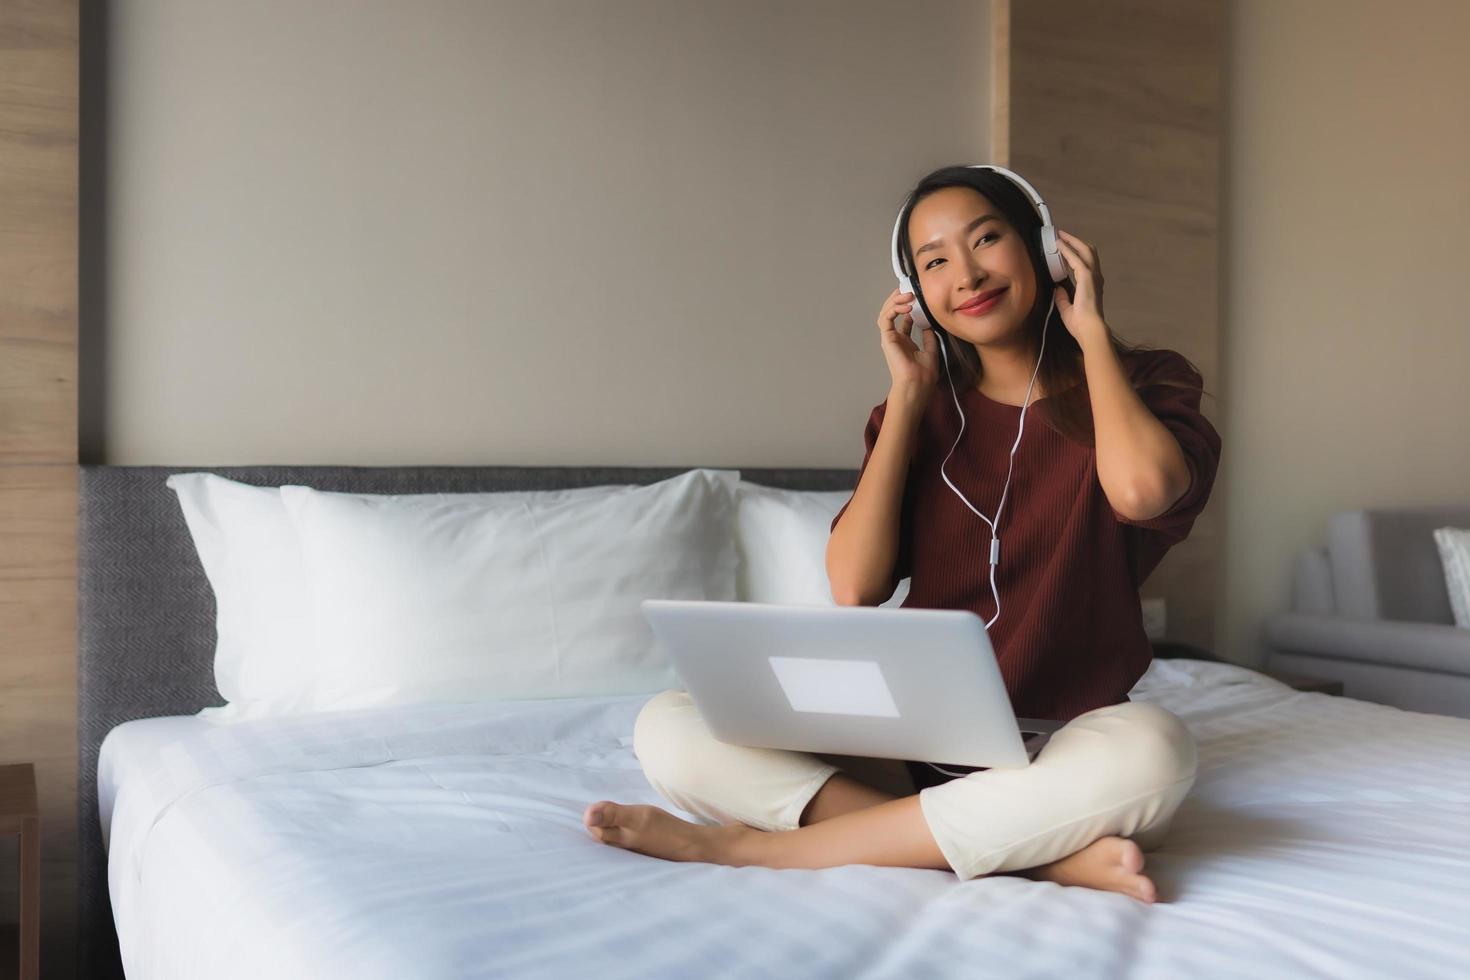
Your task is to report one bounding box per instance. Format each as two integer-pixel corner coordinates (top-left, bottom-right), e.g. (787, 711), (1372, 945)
(77, 463), (858, 979)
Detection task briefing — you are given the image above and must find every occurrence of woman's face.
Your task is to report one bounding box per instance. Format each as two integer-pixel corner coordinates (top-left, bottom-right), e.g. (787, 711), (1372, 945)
(908, 186), (1038, 349)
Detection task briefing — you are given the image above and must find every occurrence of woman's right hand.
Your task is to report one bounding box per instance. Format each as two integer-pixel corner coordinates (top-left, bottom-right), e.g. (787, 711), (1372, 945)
(877, 287), (940, 399)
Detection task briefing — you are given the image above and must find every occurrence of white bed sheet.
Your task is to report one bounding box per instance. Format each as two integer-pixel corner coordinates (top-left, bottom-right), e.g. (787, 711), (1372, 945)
(99, 659), (1470, 979)
(97, 713), (213, 848)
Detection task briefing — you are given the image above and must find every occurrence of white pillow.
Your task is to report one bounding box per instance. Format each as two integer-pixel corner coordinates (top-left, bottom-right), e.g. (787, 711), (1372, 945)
(735, 481), (910, 608)
(1432, 526), (1470, 629)
(165, 472), (690, 720)
(279, 468), (740, 712)
(164, 473), (316, 720)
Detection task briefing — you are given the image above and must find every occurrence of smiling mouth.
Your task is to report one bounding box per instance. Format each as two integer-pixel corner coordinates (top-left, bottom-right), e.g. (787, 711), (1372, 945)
(957, 287), (1008, 315)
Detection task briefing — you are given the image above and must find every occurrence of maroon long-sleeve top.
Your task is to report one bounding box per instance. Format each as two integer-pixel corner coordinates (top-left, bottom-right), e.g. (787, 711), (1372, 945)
(830, 348), (1221, 771)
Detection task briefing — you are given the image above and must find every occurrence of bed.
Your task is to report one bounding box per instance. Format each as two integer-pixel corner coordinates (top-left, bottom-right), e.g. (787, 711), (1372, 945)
(78, 465), (1470, 979)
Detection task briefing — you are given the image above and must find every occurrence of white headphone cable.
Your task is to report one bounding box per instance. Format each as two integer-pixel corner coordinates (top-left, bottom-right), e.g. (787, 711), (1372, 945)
(923, 293), (1055, 781)
(931, 291), (1055, 631)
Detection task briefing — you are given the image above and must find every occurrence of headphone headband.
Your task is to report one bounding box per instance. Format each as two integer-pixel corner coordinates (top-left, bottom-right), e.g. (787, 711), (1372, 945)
(890, 164), (1064, 284)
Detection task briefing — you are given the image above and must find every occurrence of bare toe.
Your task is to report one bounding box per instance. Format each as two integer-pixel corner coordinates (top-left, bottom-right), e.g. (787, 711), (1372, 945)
(1118, 837), (1145, 874)
(583, 800), (614, 829)
(582, 799), (730, 864)
(1109, 838), (1155, 903)
(1027, 836), (1159, 904)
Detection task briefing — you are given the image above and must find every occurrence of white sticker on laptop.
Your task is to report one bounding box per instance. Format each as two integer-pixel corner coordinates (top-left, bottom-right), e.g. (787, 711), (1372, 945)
(767, 656), (900, 718)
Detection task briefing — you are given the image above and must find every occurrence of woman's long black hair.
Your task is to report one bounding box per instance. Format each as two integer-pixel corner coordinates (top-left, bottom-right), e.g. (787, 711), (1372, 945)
(895, 165), (1208, 445)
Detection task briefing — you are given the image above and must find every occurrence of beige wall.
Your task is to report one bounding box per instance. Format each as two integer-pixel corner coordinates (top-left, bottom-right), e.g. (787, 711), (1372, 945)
(1219, 0), (1470, 667)
(97, 0), (989, 468)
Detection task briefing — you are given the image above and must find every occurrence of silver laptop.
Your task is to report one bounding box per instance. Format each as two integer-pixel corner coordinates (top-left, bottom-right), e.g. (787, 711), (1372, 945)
(639, 599), (1063, 771)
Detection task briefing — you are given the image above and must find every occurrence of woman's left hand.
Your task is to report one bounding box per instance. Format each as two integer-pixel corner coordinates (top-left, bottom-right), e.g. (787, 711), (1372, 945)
(1053, 229), (1107, 341)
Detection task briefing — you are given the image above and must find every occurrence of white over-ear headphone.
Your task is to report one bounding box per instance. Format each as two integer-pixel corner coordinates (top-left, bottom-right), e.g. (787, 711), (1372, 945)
(890, 164), (1068, 632)
(890, 164), (1069, 326)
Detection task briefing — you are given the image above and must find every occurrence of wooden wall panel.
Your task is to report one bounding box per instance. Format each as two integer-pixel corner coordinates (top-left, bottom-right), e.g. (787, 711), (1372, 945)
(999, 0), (1224, 652)
(0, 0), (79, 975)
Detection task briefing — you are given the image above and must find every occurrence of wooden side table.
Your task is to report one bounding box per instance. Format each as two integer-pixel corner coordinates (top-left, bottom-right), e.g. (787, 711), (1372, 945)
(0, 764), (38, 980)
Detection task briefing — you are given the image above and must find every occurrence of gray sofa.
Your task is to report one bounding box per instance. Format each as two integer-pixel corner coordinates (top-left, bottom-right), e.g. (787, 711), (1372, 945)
(1264, 506), (1470, 718)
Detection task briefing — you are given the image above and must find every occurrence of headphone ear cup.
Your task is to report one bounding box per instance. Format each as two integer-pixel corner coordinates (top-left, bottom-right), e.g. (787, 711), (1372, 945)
(899, 276), (932, 331)
(1038, 224), (1068, 283)
(911, 296), (932, 331)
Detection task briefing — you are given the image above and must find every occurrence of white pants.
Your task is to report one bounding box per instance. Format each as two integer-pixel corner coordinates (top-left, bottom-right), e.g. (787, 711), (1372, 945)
(633, 689), (1198, 881)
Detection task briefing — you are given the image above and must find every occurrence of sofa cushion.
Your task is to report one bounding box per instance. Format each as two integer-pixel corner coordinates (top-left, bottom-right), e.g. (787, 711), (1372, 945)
(1328, 507), (1470, 623)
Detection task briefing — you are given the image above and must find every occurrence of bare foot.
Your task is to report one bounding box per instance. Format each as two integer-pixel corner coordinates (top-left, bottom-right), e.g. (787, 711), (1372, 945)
(1022, 836), (1158, 903)
(583, 800), (748, 865)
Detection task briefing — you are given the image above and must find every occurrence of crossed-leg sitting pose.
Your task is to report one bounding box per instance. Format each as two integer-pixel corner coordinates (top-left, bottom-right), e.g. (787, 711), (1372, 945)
(587, 690), (1196, 902)
(587, 164), (1219, 900)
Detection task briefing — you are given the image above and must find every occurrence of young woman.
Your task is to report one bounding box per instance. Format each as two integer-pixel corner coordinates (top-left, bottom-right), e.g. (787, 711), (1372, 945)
(583, 165), (1222, 904)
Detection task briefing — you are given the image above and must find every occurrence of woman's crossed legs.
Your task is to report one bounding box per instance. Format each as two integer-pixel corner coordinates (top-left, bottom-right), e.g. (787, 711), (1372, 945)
(584, 689), (1197, 903)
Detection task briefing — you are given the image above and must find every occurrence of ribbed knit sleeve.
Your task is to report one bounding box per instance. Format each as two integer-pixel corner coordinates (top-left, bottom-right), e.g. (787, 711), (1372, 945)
(830, 399), (914, 597)
(1111, 352), (1221, 536)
